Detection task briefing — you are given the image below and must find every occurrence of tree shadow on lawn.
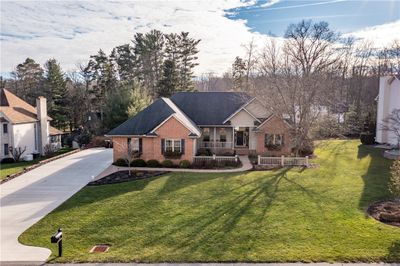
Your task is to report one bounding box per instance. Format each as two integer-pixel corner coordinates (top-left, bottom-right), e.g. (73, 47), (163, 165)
(357, 144), (393, 211)
(51, 174), (162, 214)
(387, 240), (400, 262)
(141, 167), (331, 258)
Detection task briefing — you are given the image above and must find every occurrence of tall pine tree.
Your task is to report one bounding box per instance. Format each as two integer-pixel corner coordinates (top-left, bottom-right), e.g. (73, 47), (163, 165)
(44, 59), (69, 129)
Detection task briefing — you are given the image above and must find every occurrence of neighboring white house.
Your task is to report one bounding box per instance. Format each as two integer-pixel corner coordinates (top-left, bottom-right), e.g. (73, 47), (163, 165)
(376, 75), (400, 146)
(0, 88), (63, 160)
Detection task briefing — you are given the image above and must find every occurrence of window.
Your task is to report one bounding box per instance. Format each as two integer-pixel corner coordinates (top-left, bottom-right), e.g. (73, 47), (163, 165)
(4, 144), (9, 156)
(219, 128), (227, 142)
(165, 139), (181, 152)
(128, 138), (140, 152)
(265, 134), (284, 147)
(203, 128), (210, 142)
(3, 124), (8, 134)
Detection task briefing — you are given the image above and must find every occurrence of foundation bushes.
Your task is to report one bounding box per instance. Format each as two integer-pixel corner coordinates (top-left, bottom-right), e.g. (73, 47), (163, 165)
(147, 159), (161, 168)
(131, 159), (147, 167)
(162, 160), (175, 168)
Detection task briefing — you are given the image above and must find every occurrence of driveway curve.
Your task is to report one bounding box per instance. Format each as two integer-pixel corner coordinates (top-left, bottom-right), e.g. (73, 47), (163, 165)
(0, 148), (112, 264)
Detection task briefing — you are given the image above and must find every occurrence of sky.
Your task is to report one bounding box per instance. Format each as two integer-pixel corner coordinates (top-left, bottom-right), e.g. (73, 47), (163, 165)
(1, 0), (399, 77)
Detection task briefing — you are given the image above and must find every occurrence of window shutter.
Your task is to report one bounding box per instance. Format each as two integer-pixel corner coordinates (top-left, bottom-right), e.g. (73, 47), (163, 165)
(264, 134), (268, 147)
(181, 139), (185, 154)
(281, 134), (284, 145)
(161, 139), (165, 154)
(139, 138), (143, 153)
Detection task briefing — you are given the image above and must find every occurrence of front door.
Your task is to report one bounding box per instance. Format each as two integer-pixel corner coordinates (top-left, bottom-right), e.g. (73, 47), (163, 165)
(236, 131), (244, 146)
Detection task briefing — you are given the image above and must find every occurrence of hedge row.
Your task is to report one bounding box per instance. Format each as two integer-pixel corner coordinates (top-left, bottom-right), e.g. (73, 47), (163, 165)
(113, 158), (191, 169)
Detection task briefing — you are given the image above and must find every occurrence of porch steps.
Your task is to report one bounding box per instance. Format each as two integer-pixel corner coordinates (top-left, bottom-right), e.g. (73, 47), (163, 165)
(235, 148), (251, 155)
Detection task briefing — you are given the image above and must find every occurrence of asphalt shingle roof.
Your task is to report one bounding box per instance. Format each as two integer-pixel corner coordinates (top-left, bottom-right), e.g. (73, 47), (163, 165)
(171, 92), (252, 125)
(107, 92), (253, 136)
(107, 98), (175, 136)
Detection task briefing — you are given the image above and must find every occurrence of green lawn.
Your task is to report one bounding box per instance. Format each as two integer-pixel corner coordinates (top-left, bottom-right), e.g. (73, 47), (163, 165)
(0, 147), (74, 181)
(19, 140), (400, 262)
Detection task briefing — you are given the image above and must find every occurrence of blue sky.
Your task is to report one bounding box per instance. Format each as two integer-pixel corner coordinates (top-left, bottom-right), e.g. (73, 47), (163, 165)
(1, 0), (399, 76)
(227, 0), (400, 36)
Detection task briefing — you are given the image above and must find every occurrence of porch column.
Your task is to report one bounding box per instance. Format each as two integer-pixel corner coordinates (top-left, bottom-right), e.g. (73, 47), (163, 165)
(213, 127), (217, 152)
(232, 127), (235, 149)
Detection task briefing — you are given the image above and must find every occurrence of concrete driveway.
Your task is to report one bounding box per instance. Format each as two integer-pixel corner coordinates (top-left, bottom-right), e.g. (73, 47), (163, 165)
(0, 148), (112, 264)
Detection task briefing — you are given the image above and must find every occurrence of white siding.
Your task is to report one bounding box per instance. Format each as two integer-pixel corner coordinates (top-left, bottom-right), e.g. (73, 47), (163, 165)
(230, 109), (256, 127)
(12, 123), (38, 156)
(245, 100), (269, 118)
(376, 77), (400, 145)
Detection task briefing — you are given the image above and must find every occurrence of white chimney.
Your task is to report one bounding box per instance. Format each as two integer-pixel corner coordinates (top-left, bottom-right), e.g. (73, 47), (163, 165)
(36, 96), (49, 155)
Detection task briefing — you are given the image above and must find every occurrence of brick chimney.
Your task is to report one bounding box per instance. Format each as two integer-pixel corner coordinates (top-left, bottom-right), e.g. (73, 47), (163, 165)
(36, 96), (49, 155)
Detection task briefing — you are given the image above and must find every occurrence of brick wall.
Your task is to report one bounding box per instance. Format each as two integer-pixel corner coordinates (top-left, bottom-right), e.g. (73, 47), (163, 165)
(112, 116), (195, 163)
(255, 115), (292, 156)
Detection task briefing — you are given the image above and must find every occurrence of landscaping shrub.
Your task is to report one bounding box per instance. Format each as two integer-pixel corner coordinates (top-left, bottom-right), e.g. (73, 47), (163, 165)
(196, 148), (212, 156)
(360, 132), (375, 145)
(162, 160), (174, 168)
(113, 158), (127, 167)
(1, 157), (15, 164)
(389, 160), (400, 198)
(192, 160), (206, 169)
(179, 160), (191, 168)
(204, 160), (216, 169)
(147, 159), (161, 168)
(297, 141), (314, 156)
(163, 150), (182, 158)
(44, 144), (56, 157)
(131, 159), (147, 167)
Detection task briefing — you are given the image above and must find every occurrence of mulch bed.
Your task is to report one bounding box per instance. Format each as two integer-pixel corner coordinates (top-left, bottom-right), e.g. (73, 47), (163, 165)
(367, 199), (400, 227)
(88, 170), (167, 186)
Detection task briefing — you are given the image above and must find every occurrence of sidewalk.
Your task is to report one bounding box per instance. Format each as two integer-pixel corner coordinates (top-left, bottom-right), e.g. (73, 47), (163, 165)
(94, 155), (253, 181)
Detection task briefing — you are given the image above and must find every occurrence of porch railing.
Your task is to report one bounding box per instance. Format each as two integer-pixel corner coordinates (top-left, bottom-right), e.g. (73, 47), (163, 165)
(198, 141), (233, 149)
(258, 155), (309, 167)
(193, 155), (238, 163)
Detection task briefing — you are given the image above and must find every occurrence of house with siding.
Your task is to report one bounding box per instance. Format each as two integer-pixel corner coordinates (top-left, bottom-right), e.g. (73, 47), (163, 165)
(0, 88), (63, 160)
(376, 75), (400, 146)
(106, 92), (292, 163)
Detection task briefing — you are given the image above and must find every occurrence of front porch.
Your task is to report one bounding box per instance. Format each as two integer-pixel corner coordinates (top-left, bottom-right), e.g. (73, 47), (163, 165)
(196, 126), (253, 155)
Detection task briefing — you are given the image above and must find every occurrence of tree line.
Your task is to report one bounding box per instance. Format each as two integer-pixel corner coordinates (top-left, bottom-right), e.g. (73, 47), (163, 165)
(2, 30), (200, 133)
(196, 20), (400, 153)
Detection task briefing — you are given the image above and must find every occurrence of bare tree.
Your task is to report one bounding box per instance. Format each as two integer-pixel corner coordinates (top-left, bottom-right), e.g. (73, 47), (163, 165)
(9, 146), (27, 162)
(114, 140), (140, 176)
(381, 109), (400, 150)
(256, 20), (340, 154)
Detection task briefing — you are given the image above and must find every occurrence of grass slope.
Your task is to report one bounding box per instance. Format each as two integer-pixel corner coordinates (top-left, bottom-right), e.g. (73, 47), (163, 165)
(19, 140), (400, 262)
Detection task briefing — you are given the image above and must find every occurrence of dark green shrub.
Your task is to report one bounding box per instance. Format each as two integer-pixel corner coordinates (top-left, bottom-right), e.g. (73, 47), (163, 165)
(297, 141), (314, 156)
(113, 158), (127, 167)
(131, 159), (147, 167)
(1, 157), (15, 164)
(163, 150), (182, 158)
(196, 148), (212, 156)
(147, 159), (161, 168)
(179, 160), (191, 168)
(162, 160), (174, 168)
(360, 132), (375, 145)
(204, 160), (216, 169)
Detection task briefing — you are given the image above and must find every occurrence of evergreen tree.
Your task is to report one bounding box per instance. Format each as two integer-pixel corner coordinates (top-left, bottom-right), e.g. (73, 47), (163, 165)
(110, 44), (136, 82)
(177, 32), (200, 92)
(11, 58), (44, 104)
(44, 59), (69, 129)
(157, 59), (179, 97)
(127, 82), (152, 117)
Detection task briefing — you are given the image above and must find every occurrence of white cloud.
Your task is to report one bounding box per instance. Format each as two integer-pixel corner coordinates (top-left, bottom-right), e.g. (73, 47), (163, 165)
(0, 0), (270, 75)
(345, 20), (400, 47)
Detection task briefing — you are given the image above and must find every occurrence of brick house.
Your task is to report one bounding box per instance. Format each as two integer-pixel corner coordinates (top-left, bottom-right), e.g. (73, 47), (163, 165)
(106, 92), (292, 163)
